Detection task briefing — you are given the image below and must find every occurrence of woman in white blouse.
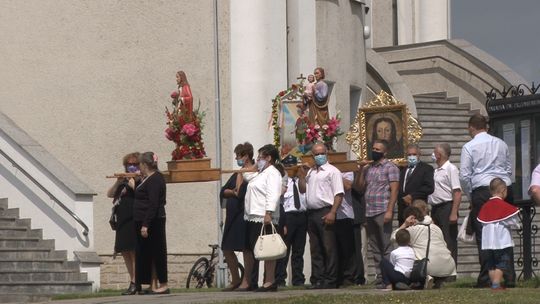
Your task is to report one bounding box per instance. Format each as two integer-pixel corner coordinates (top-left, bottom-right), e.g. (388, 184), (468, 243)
(236, 144), (283, 292)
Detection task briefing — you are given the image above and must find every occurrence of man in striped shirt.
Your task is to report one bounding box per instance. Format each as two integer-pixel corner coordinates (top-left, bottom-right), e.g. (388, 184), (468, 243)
(356, 139), (399, 285)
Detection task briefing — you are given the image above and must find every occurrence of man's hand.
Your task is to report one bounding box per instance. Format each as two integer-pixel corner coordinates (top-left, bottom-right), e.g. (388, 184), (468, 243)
(283, 226), (288, 236)
(264, 213), (272, 225)
(384, 210), (393, 224)
(449, 212), (458, 224)
(402, 195), (413, 205)
(141, 226), (148, 238)
(322, 211), (336, 226)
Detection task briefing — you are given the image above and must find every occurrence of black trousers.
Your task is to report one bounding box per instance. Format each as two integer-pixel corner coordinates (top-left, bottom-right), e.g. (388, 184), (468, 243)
(431, 201), (458, 264)
(335, 218), (358, 286)
(307, 206), (338, 287)
(275, 211), (307, 286)
(352, 223), (366, 284)
(135, 218), (168, 285)
(471, 186), (515, 287)
(380, 258), (409, 287)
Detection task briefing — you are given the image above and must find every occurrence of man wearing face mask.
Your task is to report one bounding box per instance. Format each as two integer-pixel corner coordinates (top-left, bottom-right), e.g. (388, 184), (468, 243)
(397, 144), (434, 226)
(428, 143), (461, 265)
(355, 139), (399, 286)
(297, 143), (344, 289)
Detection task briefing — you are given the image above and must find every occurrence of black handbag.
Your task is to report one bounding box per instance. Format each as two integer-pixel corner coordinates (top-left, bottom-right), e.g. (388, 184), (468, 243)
(409, 224), (431, 283)
(109, 198), (119, 231)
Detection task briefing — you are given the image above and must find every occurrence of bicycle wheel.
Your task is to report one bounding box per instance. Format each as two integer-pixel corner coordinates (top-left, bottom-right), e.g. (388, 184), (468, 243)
(186, 257), (210, 289)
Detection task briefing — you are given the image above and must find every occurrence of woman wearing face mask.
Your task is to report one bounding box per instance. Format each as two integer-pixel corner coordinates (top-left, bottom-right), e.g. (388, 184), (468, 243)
(107, 152), (141, 295)
(220, 142), (254, 291)
(133, 152), (169, 294)
(236, 144), (283, 292)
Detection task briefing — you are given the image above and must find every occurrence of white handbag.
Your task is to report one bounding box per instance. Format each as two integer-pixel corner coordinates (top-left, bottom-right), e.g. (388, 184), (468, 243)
(253, 223), (287, 261)
(457, 214), (476, 244)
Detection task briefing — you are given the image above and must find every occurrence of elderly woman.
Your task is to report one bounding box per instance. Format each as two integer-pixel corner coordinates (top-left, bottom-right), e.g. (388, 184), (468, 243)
(236, 144), (283, 292)
(133, 152), (169, 294)
(391, 205), (456, 288)
(220, 142), (254, 291)
(106, 152), (140, 295)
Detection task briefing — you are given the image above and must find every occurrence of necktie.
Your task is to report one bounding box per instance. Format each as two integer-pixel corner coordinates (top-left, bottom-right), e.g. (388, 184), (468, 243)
(404, 168), (413, 191)
(292, 179), (301, 210)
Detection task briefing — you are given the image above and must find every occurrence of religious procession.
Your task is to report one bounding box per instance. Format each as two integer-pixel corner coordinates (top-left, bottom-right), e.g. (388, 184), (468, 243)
(1, 1), (539, 304)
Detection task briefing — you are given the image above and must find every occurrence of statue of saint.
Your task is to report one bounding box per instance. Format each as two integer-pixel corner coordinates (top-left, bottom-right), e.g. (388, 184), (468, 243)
(307, 67), (330, 126)
(176, 70), (193, 117)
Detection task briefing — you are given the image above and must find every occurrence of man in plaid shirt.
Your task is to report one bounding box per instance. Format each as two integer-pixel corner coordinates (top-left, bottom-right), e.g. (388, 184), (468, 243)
(356, 139), (399, 285)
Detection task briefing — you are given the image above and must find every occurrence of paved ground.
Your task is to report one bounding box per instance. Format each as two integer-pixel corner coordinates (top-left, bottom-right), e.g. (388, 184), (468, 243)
(39, 288), (394, 304)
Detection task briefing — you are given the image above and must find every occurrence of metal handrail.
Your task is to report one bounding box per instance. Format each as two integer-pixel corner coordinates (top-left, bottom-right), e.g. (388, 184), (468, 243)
(0, 149), (89, 236)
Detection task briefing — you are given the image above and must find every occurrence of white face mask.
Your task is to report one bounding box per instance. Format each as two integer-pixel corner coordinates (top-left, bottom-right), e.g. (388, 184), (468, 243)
(431, 152), (437, 162)
(257, 159), (268, 172)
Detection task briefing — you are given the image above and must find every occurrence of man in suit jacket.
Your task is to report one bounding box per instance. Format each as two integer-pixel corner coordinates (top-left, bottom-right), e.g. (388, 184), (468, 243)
(397, 144), (435, 225)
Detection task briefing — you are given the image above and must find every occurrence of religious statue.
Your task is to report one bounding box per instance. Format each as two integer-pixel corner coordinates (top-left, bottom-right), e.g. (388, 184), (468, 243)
(175, 70), (193, 117)
(306, 67), (330, 126)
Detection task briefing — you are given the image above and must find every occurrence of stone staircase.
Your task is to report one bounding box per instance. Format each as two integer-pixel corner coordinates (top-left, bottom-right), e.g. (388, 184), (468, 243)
(415, 92), (480, 278)
(0, 199), (92, 303)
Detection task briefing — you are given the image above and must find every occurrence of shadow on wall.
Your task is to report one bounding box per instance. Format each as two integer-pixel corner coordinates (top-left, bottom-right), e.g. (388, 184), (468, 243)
(0, 163), (89, 247)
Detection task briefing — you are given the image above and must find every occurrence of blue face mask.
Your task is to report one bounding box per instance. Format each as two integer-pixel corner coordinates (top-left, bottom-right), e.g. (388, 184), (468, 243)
(126, 165), (139, 173)
(237, 159), (245, 167)
(314, 154), (327, 166)
(407, 155), (418, 167)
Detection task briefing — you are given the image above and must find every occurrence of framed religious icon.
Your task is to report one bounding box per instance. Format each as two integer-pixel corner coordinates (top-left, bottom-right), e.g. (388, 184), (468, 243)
(347, 91), (422, 163)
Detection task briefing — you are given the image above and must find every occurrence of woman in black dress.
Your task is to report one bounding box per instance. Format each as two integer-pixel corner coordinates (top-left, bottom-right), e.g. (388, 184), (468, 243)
(133, 152), (169, 294)
(221, 142), (254, 291)
(107, 152), (140, 295)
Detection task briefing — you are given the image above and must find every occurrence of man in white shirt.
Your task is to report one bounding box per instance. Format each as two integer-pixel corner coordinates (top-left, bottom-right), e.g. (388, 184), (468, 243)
(429, 143), (462, 264)
(460, 114), (515, 288)
(335, 172), (359, 286)
(298, 143), (344, 289)
(275, 176), (308, 286)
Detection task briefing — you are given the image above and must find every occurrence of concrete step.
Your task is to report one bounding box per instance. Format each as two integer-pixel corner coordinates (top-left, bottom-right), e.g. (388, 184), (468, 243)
(414, 92), (448, 100)
(0, 238), (53, 248)
(0, 281), (92, 295)
(0, 217), (31, 228)
(418, 115), (470, 122)
(0, 208), (20, 218)
(0, 227), (42, 238)
(0, 270), (87, 283)
(420, 121), (469, 129)
(0, 248), (66, 259)
(0, 259), (80, 271)
(422, 129), (470, 136)
(416, 103), (470, 110)
(417, 108), (474, 116)
(0, 294), (50, 304)
(421, 135), (471, 142)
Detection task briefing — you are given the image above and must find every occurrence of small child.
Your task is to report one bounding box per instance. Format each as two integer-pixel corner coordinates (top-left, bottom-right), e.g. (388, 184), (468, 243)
(380, 229), (416, 290)
(477, 178), (520, 290)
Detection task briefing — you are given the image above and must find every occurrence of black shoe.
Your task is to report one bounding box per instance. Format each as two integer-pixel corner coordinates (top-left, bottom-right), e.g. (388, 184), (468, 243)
(222, 282), (241, 292)
(137, 288), (151, 295)
(306, 282), (325, 290)
(122, 282), (137, 295)
(235, 286), (254, 292)
(255, 284), (277, 292)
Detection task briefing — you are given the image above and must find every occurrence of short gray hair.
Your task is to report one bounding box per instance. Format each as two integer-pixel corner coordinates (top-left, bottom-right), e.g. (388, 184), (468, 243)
(435, 143), (451, 158)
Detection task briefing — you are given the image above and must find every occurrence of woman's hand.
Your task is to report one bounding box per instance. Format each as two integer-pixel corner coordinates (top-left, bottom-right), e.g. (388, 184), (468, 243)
(127, 178), (136, 190)
(264, 212), (272, 225)
(402, 215), (417, 228)
(141, 226), (148, 238)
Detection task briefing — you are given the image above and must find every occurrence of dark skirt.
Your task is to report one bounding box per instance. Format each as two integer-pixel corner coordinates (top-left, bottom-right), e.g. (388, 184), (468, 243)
(135, 218), (168, 285)
(220, 173), (247, 251)
(114, 196), (136, 253)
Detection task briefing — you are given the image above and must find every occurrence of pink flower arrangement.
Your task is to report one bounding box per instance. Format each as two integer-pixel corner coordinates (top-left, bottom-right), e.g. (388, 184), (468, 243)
(295, 114), (343, 151)
(165, 89), (206, 160)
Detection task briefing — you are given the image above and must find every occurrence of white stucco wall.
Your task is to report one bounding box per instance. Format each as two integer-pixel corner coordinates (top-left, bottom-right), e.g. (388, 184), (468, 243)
(0, 0), (229, 255)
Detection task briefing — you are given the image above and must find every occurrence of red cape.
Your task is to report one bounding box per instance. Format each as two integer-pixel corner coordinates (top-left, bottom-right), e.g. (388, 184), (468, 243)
(477, 197), (519, 223)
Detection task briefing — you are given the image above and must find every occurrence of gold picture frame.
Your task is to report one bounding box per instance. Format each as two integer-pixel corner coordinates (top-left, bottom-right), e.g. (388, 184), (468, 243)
(346, 91), (422, 163)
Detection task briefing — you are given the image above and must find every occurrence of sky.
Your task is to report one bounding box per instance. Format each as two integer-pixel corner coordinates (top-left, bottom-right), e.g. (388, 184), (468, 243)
(452, 0), (540, 84)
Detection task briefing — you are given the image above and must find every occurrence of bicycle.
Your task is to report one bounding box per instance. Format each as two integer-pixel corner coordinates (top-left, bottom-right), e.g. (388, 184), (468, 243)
(186, 244), (245, 288)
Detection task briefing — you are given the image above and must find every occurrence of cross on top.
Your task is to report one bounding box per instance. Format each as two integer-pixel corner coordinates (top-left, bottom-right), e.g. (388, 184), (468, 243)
(297, 74), (306, 81)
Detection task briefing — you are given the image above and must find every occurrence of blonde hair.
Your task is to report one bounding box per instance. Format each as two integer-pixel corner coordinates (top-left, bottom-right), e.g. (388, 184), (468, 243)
(411, 199), (429, 216)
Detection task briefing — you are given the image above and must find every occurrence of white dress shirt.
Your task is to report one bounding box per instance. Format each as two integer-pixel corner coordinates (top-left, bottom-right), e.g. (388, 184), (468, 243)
(390, 246), (416, 277)
(429, 160), (461, 205)
(337, 172), (355, 220)
(244, 165), (282, 224)
(283, 177), (307, 212)
(460, 131), (512, 195)
(306, 162), (344, 210)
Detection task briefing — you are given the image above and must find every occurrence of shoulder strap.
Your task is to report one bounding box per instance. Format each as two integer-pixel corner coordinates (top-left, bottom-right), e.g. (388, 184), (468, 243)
(425, 224), (431, 259)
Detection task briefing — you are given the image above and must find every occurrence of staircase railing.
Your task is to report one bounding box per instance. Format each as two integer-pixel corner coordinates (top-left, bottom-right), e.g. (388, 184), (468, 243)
(0, 148), (89, 236)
